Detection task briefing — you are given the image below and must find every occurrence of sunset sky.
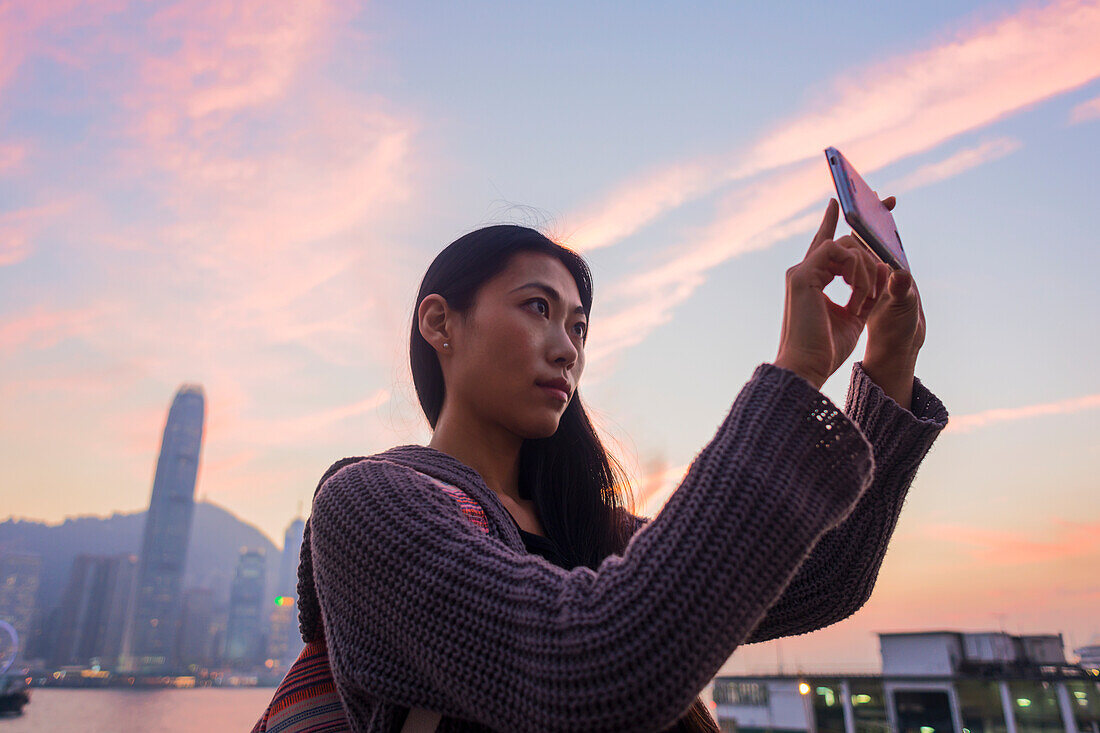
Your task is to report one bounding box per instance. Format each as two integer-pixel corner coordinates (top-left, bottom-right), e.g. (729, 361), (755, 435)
(2, 0), (1098, 673)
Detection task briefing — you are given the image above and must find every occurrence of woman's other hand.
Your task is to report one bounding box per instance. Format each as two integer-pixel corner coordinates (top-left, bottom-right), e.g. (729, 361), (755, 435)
(861, 203), (925, 410)
(774, 197), (893, 391)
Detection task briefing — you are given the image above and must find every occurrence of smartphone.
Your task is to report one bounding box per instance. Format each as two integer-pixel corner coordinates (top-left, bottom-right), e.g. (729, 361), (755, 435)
(824, 147), (910, 272)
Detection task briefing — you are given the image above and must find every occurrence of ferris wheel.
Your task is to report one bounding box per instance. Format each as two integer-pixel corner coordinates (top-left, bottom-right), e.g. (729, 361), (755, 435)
(0, 620), (18, 676)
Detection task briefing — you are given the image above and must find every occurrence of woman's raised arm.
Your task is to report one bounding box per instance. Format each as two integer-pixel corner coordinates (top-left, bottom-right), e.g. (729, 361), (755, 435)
(309, 362), (875, 733)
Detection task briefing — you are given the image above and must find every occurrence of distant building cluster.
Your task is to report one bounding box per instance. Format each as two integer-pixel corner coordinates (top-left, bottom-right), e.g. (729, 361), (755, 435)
(0, 384), (308, 682)
(713, 630), (1100, 732)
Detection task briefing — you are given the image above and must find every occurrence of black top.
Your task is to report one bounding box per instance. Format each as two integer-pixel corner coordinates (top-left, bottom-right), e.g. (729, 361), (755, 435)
(516, 527), (570, 569)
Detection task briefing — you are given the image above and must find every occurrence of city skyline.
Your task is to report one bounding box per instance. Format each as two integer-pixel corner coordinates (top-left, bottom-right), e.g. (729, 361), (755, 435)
(1, 0), (1098, 674)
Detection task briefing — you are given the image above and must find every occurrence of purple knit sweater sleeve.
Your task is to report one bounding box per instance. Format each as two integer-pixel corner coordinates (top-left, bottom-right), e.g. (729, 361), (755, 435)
(734, 361), (949, 643)
(308, 363), (875, 733)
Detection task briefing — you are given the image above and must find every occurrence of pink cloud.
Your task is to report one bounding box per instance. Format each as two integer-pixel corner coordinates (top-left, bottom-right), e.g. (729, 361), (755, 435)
(567, 0), (1100, 254)
(885, 137), (1023, 193)
(0, 302), (116, 350)
(143, 1), (347, 120)
(1069, 94), (1100, 124)
(0, 142), (27, 173)
(746, 1), (1100, 173)
(572, 1), (1100, 373)
(633, 460), (691, 518)
(946, 392), (1100, 433)
(923, 517), (1100, 565)
(220, 389), (392, 448)
(0, 200), (75, 266)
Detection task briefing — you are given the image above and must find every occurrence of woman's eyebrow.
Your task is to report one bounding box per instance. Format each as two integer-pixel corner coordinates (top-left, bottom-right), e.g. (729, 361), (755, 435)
(509, 282), (586, 315)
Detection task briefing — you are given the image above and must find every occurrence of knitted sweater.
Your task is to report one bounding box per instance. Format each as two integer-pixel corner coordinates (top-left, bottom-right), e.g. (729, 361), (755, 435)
(299, 361), (948, 732)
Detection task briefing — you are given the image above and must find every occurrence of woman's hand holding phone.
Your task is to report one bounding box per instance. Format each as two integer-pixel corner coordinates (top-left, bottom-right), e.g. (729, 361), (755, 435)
(773, 197), (894, 391)
(861, 206), (926, 411)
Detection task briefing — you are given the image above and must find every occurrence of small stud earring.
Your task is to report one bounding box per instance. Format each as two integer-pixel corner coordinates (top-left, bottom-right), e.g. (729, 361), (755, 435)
(443, 342), (449, 349)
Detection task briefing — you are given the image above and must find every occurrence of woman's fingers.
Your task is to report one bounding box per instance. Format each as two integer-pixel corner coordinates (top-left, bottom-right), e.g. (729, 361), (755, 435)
(874, 191), (897, 211)
(864, 262), (891, 316)
(823, 237), (879, 316)
(801, 234), (885, 318)
(845, 245), (871, 316)
(806, 198), (839, 256)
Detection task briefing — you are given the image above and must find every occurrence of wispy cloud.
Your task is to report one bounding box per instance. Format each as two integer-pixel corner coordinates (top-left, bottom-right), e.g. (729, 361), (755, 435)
(631, 387), (1100, 518)
(0, 143), (27, 173)
(884, 137), (1023, 193)
(634, 460), (690, 518)
(946, 392), (1100, 433)
(1069, 94), (1100, 123)
(0, 0), (422, 517)
(0, 200), (76, 267)
(923, 517), (1100, 564)
(217, 389), (392, 449)
(571, 0), (1100, 253)
(0, 302), (117, 350)
(573, 0), (1100, 373)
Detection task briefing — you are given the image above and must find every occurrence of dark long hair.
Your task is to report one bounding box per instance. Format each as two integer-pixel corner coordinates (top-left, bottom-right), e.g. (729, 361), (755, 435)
(409, 224), (718, 733)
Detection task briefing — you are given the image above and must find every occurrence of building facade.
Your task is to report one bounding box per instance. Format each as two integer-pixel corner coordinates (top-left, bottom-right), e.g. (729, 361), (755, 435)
(275, 517), (305, 663)
(51, 553), (138, 669)
(224, 548), (266, 669)
(175, 587), (214, 671)
(712, 630), (1100, 733)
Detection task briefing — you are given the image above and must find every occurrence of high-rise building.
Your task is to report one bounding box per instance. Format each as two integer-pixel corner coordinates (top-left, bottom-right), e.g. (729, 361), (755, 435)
(122, 384), (205, 673)
(267, 596), (297, 668)
(276, 516), (305, 663)
(224, 548), (266, 669)
(51, 553), (137, 669)
(175, 587), (214, 671)
(277, 517), (305, 599)
(0, 552), (41, 665)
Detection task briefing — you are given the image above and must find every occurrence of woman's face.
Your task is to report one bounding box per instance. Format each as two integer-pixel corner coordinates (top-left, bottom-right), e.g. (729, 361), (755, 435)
(435, 251), (587, 440)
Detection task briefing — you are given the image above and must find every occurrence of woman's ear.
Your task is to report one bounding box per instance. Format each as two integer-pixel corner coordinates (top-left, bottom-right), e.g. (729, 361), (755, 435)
(418, 294), (452, 354)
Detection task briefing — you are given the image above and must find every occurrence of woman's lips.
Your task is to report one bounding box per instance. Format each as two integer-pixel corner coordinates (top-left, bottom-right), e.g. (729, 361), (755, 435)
(539, 385), (569, 402)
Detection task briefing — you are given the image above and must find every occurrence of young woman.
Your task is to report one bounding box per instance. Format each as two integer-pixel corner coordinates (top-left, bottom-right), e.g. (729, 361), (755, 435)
(296, 197), (949, 732)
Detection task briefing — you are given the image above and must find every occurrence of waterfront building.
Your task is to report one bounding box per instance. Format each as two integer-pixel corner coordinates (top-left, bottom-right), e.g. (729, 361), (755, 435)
(122, 384), (205, 673)
(266, 595), (296, 668)
(175, 587), (215, 670)
(224, 548), (266, 668)
(275, 516), (305, 662)
(50, 553), (137, 669)
(277, 517), (304, 600)
(1077, 643), (1100, 674)
(711, 630), (1100, 733)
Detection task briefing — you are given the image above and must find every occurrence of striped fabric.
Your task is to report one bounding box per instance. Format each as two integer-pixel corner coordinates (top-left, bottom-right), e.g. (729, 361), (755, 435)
(251, 639), (347, 733)
(425, 476), (491, 534)
(251, 460), (489, 733)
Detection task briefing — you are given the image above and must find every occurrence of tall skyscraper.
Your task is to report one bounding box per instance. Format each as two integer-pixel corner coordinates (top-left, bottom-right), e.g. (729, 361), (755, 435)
(225, 548), (266, 669)
(277, 517), (305, 599)
(275, 516), (306, 663)
(122, 384), (205, 673)
(51, 553), (138, 669)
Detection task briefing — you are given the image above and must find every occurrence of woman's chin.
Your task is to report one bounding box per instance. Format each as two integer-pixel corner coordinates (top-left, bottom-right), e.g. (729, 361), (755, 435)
(516, 415), (562, 440)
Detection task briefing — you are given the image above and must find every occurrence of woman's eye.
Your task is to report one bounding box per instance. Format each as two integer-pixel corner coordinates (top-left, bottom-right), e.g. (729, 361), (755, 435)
(527, 299), (586, 341)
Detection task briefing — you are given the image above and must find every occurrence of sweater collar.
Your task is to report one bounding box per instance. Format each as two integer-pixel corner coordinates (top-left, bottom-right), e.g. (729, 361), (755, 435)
(369, 444), (526, 551)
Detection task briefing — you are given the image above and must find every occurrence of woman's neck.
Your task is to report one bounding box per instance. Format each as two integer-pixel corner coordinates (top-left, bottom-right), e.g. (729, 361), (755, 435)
(428, 410), (524, 504)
